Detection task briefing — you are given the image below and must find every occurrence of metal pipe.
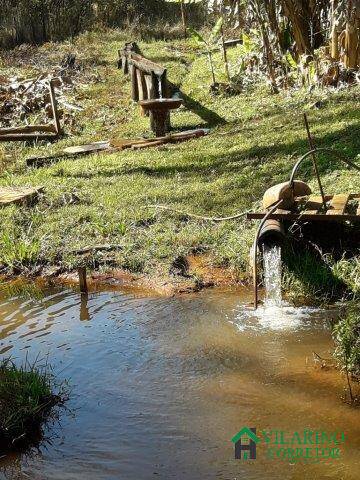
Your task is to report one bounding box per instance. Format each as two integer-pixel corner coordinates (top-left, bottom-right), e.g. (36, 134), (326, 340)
(258, 219), (285, 246)
(289, 148), (360, 188)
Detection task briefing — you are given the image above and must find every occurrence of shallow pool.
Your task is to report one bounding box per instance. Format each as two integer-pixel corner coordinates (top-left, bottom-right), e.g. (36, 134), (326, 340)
(0, 286), (359, 479)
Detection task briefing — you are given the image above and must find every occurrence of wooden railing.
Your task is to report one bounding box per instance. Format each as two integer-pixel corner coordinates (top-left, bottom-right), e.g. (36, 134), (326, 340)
(118, 42), (169, 102)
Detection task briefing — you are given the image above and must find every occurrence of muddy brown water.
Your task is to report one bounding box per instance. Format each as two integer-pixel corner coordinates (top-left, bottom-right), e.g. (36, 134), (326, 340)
(0, 286), (359, 479)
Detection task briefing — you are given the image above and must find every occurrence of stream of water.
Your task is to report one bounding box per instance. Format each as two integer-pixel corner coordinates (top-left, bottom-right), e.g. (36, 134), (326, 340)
(0, 285), (359, 479)
(263, 244), (283, 308)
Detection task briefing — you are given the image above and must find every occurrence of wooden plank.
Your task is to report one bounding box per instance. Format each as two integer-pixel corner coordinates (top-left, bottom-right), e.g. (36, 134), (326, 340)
(130, 64), (139, 101)
(0, 133), (58, 142)
(63, 141), (110, 154)
(357, 200), (360, 216)
(247, 212), (360, 222)
(295, 194), (334, 203)
(110, 129), (208, 149)
(145, 74), (156, 100)
(304, 195), (323, 215)
(128, 53), (165, 76)
(275, 209), (292, 215)
(49, 79), (62, 135)
(0, 186), (43, 206)
(0, 125), (56, 135)
(327, 194), (350, 215)
(137, 70), (148, 102)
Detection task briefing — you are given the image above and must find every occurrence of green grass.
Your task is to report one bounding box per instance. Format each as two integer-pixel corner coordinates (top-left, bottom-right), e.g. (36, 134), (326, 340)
(0, 358), (66, 453)
(0, 29), (360, 299)
(333, 303), (360, 379)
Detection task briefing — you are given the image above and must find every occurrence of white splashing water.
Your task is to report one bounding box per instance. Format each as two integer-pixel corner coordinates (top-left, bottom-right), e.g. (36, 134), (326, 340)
(263, 244), (282, 308)
(158, 75), (163, 99)
(232, 243), (325, 331)
(231, 304), (324, 332)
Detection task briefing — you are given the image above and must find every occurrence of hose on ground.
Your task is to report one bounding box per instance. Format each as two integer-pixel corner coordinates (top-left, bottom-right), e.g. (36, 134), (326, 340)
(145, 205), (249, 222)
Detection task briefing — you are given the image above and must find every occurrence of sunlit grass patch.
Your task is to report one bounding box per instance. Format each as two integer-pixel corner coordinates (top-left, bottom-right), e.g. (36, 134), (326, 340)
(0, 30), (359, 298)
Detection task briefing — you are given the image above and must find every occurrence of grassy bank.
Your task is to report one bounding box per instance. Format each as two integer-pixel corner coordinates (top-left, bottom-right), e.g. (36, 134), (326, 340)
(0, 358), (66, 453)
(333, 303), (360, 403)
(0, 29), (360, 299)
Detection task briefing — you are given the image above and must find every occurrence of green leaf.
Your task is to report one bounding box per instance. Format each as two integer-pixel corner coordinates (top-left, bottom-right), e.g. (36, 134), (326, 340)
(285, 52), (297, 69)
(210, 17), (223, 43)
(188, 27), (206, 45)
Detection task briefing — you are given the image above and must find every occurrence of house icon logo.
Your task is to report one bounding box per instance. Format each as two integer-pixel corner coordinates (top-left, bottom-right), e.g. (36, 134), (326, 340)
(231, 427), (260, 460)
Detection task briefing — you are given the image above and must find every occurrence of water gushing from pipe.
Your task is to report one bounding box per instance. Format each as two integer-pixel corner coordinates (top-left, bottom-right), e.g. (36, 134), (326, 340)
(263, 244), (282, 307)
(158, 75), (163, 99)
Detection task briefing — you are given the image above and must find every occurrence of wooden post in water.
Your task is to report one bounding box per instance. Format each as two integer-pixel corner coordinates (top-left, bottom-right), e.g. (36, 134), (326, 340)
(78, 267), (88, 294)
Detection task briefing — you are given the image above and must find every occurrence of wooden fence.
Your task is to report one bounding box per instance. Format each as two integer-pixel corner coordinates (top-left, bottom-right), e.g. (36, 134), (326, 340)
(118, 42), (170, 103)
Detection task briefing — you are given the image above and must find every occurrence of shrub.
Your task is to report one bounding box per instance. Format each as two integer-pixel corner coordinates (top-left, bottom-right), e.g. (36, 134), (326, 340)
(0, 358), (68, 453)
(333, 304), (360, 379)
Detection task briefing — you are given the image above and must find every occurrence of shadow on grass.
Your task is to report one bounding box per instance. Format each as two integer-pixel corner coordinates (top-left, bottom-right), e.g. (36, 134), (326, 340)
(168, 81), (227, 128)
(122, 119), (360, 178)
(46, 102), (360, 214)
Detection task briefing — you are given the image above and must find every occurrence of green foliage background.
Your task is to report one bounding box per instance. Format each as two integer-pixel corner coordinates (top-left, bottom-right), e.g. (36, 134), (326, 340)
(0, 0), (203, 48)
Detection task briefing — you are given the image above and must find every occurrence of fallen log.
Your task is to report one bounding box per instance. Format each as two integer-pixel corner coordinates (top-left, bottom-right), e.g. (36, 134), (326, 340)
(0, 125), (56, 135)
(111, 129), (209, 149)
(26, 129), (210, 167)
(0, 133), (58, 142)
(131, 130), (207, 150)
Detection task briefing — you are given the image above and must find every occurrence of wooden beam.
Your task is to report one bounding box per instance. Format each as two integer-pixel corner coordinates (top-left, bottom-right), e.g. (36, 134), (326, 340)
(247, 212), (360, 222)
(327, 194), (350, 215)
(0, 125), (56, 135)
(128, 53), (165, 76)
(304, 195), (324, 215)
(49, 79), (62, 135)
(160, 70), (169, 98)
(0, 133), (58, 142)
(137, 69), (148, 102)
(130, 64), (139, 101)
(0, 186), (44, 206)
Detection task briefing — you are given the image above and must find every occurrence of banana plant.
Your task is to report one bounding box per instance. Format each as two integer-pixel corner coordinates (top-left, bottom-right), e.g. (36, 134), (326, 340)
(165, 0), (203, 38)
(189, 17), (224, 85)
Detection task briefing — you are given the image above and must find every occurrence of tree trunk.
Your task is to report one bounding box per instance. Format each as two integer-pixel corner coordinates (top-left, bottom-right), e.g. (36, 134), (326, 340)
(252, 0), (279, 92)
(180, 0), (187, 38)
(281, 0), (312, 56)
(221, 22), (231, 82)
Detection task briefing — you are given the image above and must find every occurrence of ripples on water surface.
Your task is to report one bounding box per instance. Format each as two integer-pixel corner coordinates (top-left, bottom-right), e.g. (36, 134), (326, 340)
(0, 285), (359, 479)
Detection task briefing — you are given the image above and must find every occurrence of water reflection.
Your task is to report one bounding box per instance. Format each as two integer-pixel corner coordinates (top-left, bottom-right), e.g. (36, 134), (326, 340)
(0, 286), (358, 480)
(80, 293), (90, 321)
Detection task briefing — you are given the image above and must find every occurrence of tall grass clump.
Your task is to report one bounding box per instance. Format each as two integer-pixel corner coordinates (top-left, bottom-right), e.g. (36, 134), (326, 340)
(0, 358), (68, 453)
(333, 304), (360, 379)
